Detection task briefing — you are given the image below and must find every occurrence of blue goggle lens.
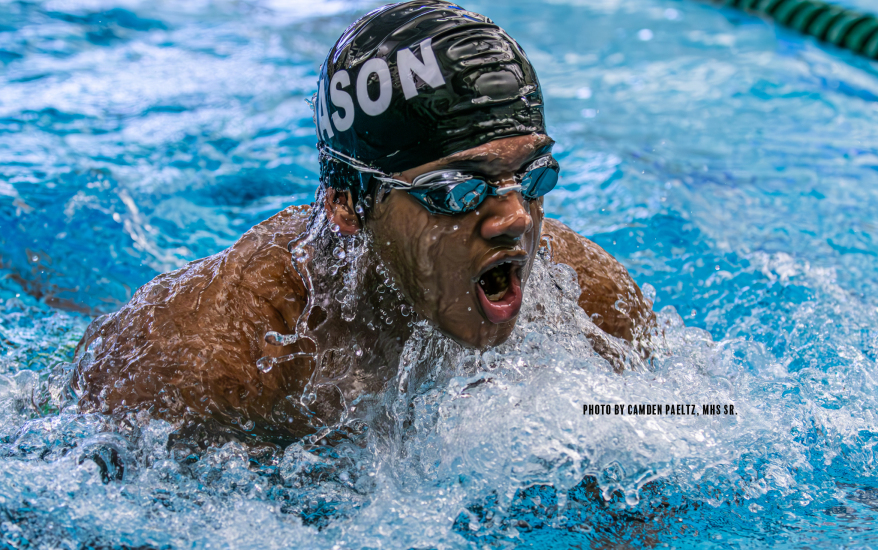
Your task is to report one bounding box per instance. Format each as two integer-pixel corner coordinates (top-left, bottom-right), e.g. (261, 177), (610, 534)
(408, 158), (559, 215)
(521, 166), (558, 200)
(411, 179), (488, 213)
(447, 179), (488, 210)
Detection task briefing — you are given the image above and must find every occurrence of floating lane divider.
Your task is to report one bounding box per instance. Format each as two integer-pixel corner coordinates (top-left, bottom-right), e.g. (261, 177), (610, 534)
(715, 0), (878, 59)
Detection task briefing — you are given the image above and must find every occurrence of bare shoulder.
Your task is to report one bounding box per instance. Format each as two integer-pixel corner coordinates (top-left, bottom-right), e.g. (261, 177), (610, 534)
(541, 218), (653, 342)
(224, 204), (311, 324)
(117, 204), (311, 328)
(74, 205), (314, 439)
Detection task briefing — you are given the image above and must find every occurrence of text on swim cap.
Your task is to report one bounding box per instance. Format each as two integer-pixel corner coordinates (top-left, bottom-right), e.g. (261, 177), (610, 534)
(317, 38), (446, 140)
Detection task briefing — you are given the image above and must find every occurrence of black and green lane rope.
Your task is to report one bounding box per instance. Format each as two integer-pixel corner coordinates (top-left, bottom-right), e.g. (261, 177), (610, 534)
(715, 0), (878, 59)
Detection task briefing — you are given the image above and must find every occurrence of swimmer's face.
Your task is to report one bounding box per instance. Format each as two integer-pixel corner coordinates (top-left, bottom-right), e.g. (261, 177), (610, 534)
(365, 134), (552, 349)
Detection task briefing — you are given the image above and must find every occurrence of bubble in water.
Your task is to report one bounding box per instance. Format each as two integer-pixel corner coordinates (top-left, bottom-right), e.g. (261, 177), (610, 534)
(330, 224), (340, 233)
(355, 204), (365, 215)
(333, 246), (346, 260)
(400, 304), (411, 317)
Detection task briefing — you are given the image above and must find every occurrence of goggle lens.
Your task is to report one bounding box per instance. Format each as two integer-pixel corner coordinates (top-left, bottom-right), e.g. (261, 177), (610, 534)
(447, 179), (488, 210)
(521, 166), (559, 199)
(406, 158), (559, 215)
(411, 179), (487, 212)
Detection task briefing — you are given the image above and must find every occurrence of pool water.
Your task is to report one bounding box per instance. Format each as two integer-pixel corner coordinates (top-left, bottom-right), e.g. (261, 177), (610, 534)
(2, 0), (878, 547)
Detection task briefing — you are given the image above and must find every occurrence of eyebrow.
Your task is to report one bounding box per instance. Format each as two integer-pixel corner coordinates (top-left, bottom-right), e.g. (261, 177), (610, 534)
(436, 141), (555, 174)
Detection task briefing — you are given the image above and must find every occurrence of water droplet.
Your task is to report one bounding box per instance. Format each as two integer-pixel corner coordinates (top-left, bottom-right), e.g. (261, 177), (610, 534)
(31, 255), (38, 262)
(355, 204), (365, 215)
(475, 211), (480, 216)
(400, 304), (411, 317)
(256, 357), (276, 373)
(641, 283), (656, 304)
(452, 225), (459, 231)
(468, 307), (472, 311)
(330, 223), (341, 233)
(333, 246), (346, 260)
(353, 344), (363, 357)
(265, 331), (298, 346)
(242, 419), (255, 431)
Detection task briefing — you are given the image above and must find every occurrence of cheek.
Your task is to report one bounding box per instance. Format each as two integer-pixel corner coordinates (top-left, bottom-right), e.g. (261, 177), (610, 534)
(532, 199), (545, 232)
(408, 224), (476, 319)
(523, 201), (544, 251)
(368, 196), (469, 314)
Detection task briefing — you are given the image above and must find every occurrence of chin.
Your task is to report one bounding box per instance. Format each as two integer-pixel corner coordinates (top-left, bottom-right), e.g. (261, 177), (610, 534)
(436, 316), (518, 350)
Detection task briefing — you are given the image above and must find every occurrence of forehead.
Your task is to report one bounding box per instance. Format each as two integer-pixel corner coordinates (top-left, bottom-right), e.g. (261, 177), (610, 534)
(398, 133), (555, 180)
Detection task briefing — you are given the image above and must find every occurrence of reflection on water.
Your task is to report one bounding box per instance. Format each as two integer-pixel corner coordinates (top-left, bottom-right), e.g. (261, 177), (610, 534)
(2, 0), (878, 547)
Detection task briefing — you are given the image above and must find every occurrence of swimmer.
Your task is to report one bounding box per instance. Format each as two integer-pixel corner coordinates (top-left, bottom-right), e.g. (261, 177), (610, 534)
(73, 0), (654, 445)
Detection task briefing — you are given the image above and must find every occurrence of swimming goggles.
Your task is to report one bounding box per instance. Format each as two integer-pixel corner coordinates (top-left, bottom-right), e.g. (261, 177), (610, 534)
(320, 144), (560, 216)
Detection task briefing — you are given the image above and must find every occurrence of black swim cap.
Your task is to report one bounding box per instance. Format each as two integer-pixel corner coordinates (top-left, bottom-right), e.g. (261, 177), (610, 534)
(314, 0), (545, 178)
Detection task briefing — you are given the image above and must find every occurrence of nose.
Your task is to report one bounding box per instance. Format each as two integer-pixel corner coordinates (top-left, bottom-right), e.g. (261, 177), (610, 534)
(479, 176), (534, 242)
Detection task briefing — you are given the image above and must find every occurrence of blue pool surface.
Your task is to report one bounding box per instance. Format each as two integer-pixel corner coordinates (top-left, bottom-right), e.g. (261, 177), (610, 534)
(2, 0), (878, 548)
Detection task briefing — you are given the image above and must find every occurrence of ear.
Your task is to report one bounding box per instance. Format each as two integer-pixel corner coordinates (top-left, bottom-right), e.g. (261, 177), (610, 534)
(323, 187), (361, 236)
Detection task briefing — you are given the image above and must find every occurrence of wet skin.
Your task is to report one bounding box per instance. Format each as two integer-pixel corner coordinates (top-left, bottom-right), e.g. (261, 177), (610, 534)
(74, 134), (653, 444)
(337, 134), (553, 349)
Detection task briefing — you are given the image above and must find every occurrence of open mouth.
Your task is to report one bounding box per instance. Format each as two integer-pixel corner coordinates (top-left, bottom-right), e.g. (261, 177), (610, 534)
(475, 260), (524, 324)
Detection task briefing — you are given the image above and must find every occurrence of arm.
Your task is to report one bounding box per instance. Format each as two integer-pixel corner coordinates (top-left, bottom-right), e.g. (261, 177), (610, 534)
(541, 218), (654, 343)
